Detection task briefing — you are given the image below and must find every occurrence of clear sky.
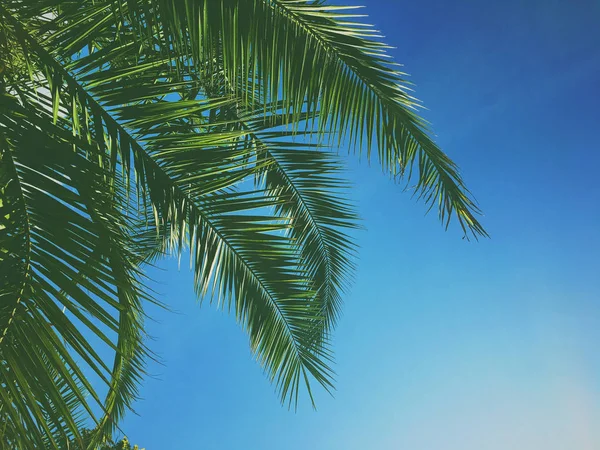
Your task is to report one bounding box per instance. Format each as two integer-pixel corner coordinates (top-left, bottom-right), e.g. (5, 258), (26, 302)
(121, 1), (600, 448)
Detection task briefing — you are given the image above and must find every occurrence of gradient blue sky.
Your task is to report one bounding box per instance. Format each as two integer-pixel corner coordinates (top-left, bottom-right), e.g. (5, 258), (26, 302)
(122, 1), (600, 448)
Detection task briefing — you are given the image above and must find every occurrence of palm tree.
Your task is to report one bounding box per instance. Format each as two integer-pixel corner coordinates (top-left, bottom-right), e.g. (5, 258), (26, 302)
(0, 0), (486, 448)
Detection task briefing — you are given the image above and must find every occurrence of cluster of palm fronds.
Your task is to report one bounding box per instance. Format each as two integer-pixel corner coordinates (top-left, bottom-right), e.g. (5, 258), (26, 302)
(0, 1), (485, 448)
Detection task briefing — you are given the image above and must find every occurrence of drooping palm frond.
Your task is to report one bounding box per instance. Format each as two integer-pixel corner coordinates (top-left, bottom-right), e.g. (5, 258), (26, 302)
(107, 0), (486, 238)
(232, 108), (360, 336)
(0, 89), (149, 448)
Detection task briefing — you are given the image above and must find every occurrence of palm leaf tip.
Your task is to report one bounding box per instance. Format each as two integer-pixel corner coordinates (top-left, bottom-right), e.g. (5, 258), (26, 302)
(226, 0), (488, 238)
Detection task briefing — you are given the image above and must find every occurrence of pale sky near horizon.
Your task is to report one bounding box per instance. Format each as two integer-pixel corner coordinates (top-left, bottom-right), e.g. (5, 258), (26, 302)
(121, 1), (600, 448)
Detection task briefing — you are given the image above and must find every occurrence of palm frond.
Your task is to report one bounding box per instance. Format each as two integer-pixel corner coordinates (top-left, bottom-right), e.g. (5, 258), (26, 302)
(113, 0), (485, 237)
(0, 82), (148, 448)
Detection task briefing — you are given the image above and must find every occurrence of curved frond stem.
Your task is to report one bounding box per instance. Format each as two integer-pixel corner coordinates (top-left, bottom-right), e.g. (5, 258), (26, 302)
(0, 143), (31, 348)
(243, 127), (348, 330)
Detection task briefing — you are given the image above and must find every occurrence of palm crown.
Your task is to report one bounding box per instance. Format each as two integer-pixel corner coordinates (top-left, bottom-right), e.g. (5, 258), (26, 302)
(0, 1), (486, 448)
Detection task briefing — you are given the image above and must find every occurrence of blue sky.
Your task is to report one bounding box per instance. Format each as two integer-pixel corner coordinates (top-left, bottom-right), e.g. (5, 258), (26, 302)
(122, 1), (600, 448)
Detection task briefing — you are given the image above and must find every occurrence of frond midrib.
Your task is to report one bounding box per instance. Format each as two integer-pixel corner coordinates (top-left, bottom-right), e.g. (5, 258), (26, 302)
(203, 63), (341, 326)
(0, 146), (32, 350)
(241, 124), (336, 300)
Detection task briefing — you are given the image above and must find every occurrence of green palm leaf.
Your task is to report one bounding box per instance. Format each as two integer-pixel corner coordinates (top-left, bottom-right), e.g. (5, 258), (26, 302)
(114, 0), (486, 237)
(0, 90), (148, 448)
